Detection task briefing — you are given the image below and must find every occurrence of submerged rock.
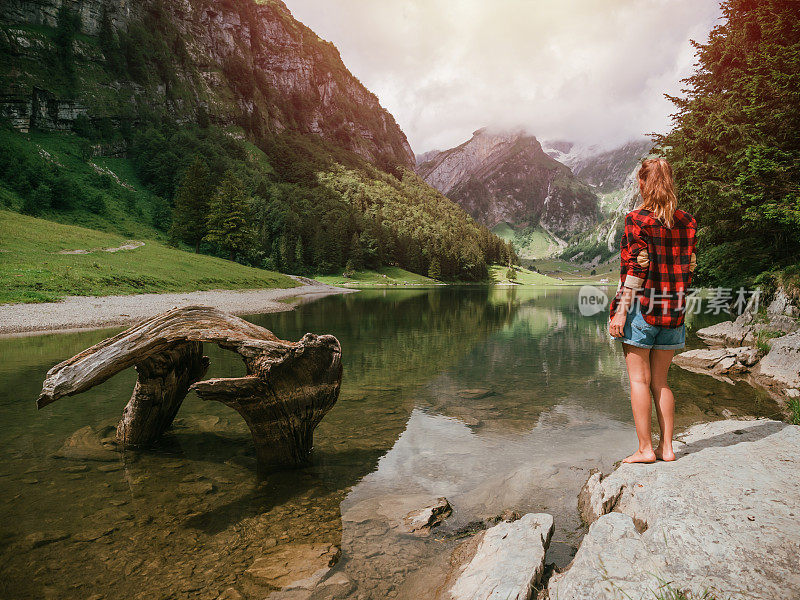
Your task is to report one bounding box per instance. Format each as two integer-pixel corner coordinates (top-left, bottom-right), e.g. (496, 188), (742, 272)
(177, 481), (215, 496)
(73, 525), (117, 542)
(53, 425), (119, 462)
(25, 530), (70, 549)
(549, 419), (800, 600)
(445, 513), (554, 600)
(456, 388), (496, 400)
(401, 497), (452, 536)
(245, 543), (341, 590)
(343, 494), (453, 534)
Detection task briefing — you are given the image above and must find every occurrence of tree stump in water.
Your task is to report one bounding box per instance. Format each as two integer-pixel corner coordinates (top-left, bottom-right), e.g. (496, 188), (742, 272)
(37, 306), (342, 472)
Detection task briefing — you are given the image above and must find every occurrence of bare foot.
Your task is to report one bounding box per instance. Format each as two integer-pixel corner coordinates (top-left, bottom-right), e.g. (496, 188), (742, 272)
(622, 449), (657, 464)
(655, 445), (676, 461)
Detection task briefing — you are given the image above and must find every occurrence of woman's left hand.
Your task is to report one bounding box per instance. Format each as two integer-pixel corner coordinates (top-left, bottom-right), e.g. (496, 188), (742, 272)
(609, 312), (627, 338)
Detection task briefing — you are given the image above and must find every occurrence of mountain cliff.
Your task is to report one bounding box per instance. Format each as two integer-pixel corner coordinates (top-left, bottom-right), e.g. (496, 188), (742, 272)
(0, 0), (511, 281)
(417, 129), (600, 242)
(555, 141), (654, 265)
(0, 0), (414, 167)
(542, 139), (652, 193)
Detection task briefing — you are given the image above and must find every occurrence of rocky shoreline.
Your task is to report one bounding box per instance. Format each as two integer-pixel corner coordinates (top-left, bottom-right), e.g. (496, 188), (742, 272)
(552, 418), (800, 599)
(226, 418), (800, 599)
(675, 288), (800, 399)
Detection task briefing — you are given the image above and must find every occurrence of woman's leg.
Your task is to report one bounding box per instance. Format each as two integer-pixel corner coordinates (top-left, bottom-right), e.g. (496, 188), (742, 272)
(622, 343), (656, 463)
(649, 348), (676, 461)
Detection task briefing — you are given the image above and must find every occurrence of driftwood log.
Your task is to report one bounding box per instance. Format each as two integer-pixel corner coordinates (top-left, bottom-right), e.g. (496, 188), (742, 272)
(37, 306), (342, 472)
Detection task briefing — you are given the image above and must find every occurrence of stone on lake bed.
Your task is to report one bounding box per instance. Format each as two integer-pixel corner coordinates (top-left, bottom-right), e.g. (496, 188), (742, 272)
(53, 425), (119, 462)
(178, 481), (215, 496)
(25, 530), (70, 549)
(97, 463), (122, 472)
(61, 464), (90, 473)
(550, 419), (800, 600)
(456, 388), (496, 399)
(401, 497), (452, 536)
(245, 543), (341, 590)
(445, 513), (554, 600)
(216, 588), (244, 600)
(73, 525), (117, 542)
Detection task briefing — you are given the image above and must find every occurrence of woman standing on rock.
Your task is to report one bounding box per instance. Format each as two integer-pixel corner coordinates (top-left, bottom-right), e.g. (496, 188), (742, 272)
(609, 158), (697, 464)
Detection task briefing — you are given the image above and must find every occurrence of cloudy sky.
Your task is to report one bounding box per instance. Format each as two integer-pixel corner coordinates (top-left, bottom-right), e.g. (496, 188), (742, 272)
(283, 0), (722, 154)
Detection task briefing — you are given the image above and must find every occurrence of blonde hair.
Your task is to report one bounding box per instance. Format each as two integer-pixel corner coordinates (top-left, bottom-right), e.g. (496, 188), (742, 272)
(638, 158), (678, 227)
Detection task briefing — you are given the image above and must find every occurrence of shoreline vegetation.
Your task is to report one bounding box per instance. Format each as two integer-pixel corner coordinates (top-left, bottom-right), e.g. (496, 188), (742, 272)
(0, 209), (616, 313)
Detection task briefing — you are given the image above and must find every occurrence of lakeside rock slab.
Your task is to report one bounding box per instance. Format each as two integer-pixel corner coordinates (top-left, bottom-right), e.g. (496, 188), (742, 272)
(549, 419), (800, 600)
(756, 330), (800, 388)
(673, 346), (758, 380)
(446, 513), (554, 600)
(696, 311), (798, 347)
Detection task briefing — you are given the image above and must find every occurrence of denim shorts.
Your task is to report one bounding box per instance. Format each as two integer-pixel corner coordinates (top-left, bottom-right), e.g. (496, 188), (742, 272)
(613, 300), (685, 350)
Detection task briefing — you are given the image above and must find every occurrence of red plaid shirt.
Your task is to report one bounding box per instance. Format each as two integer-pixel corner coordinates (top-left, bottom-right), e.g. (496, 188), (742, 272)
(609, 207), (697, 328)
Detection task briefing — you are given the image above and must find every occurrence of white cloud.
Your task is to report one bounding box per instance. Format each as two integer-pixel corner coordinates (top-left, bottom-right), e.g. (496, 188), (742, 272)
(282, 0), (721, 153)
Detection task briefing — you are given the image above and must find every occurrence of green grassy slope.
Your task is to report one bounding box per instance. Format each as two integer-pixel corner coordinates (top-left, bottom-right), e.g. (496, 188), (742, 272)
(529, 257), (620, 284)
(488, 265), (565, 285)
(0, 128), (168, 239)
(313, 266), (439, 287)
(0, 210), (297, 304)
(491, 222), (562, 259)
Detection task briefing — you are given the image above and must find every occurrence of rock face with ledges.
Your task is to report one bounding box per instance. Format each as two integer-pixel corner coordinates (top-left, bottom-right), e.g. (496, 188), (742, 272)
(0, 0), (414, 166)
(549, 419), (800, 600)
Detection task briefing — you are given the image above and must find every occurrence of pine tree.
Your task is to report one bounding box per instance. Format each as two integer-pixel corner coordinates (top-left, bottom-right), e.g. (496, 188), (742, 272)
(294, 237), (305, 273)
(170, 158), (212, 253)
(204, 170), (250, 261)
(98, 6), (122, 74)
(55, 3), (80, 84)
(348, 231), (363, 270)
(656, 0), (800, 286)
(428, 256), (442, 280)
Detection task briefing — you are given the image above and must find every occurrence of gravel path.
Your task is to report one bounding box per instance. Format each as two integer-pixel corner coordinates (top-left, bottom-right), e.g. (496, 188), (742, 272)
(0, 280), (356, 336)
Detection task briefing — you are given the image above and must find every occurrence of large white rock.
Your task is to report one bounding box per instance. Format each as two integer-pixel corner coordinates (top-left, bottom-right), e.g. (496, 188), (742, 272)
(673, 346), (758, 380)
(697, 312), (798, 347)
(756, 330), (800, 388)
(695, 313), (755, 346)
(447, 513), (554, 600)
(550, 419), (800, 600)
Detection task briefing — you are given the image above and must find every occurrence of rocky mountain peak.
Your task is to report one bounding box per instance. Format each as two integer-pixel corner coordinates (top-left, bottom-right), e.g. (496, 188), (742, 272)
(416, 127), (600, 240)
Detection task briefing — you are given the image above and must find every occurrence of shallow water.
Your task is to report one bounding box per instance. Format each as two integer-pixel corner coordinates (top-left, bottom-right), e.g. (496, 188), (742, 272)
(0, 287), (781, 599)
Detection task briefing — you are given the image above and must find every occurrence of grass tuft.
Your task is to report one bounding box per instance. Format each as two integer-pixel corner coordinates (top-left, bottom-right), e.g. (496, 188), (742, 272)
(788, 398), (800, 426)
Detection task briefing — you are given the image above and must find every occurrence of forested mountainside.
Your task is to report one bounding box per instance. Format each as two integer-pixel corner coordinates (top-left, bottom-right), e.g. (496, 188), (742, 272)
(0, 0), (512, 281)
(416, 129), (600, 258)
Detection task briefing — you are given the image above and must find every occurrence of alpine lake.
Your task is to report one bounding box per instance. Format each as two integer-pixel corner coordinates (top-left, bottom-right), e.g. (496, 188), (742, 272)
(0, 287), (781, 600)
